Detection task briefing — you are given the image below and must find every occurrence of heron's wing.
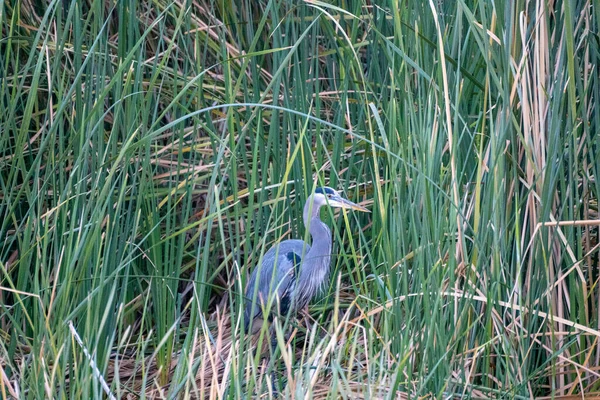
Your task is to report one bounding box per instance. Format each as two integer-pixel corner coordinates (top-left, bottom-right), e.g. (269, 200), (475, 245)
(278, 251), (302, 315)
(244, 240), (310, 328)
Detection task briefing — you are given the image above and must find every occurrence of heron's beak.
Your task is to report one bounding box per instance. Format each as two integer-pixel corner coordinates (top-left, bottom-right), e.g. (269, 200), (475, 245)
(329, 196), (370, 212)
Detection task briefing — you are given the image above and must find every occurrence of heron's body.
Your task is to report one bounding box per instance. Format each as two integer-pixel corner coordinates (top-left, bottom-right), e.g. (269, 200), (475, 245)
(244, 187), (367, 332)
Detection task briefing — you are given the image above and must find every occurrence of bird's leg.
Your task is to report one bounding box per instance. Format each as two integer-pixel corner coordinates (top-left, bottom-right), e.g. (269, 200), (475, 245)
(270, 331), (278, 357)
(300, 305), (313, 332)
(268, 325), (280, 397)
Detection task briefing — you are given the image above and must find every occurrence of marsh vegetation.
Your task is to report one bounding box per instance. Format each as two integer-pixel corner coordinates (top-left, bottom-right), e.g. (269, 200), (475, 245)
(1, 0), (599, 398)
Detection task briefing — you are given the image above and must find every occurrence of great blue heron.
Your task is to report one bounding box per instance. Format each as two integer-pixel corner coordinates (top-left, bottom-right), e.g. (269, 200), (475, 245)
(244, 186), (369, 333)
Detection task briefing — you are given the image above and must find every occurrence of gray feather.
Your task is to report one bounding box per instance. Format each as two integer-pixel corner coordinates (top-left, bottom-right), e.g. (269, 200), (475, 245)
(243, 189), (337, 332)
(244, 240), (309, 327)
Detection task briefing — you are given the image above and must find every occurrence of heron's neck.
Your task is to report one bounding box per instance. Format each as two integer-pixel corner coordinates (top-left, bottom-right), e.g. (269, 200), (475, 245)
(293, 196), (332, 303)
(302, 198), (332, 270)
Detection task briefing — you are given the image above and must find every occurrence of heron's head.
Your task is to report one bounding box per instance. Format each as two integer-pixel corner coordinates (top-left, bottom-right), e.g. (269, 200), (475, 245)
(312, 186), (370, 212)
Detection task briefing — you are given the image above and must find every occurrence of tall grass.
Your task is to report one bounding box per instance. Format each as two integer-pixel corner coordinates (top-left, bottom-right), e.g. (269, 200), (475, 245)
(1, 0), (599, 398)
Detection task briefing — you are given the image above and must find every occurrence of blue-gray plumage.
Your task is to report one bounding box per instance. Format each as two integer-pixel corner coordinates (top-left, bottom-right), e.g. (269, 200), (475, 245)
(244, 186), (369, 333)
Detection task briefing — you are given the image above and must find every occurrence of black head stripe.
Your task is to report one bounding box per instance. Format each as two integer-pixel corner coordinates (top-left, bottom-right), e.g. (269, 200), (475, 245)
(315, 187), (335, 195)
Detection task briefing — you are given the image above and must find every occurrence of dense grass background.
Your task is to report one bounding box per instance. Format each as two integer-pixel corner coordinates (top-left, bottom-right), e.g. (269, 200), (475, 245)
(1, 0), (599, 398)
